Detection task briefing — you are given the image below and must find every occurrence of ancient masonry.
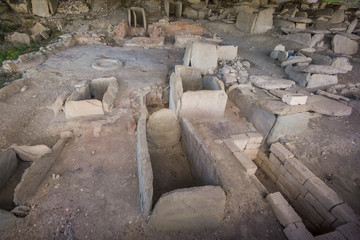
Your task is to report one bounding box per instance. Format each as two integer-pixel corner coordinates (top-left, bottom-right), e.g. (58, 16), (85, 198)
(1, 0), (360, 239)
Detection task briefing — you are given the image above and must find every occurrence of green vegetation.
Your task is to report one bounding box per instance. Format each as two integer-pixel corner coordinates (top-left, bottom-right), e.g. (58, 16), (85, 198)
(0, 22), (21, 43)
(0, 42), (40, 64)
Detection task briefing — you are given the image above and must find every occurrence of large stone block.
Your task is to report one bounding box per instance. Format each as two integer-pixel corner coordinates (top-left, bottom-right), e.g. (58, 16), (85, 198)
(32, 0), (50, 17)
(147, 109), (181, 148)
(267, 112), (310, 144)
(266, 192), (302, 227)
(174, 65), (202, 92)
(315, 231), (346, 240)
(304, 177), (343, 211)
(14, 133), (72, 205)
(250, 75), (295, 90)
(336, 222), (360, 240)
(307, 95), (352, 117)
(0, 209), (17, 232)
(236, 10), (258, 33)
(270, 142), (294, 163)
(331, 204), (359, 227)
(332, 34), (358, 55)
(234, 151), (257, 175)
(284, 157), (315, 184)
(253, 8), (274, 33)
(305, 193), (336, 224)
(217, 45), (238, 61)
(0, 149), (18, 191)
(9, 145), (51, 162)
(307, 74), (338, 88)
(188, 42), (218, 74)
(282, 33), (312, 46)
(148, 186), (226, 231)
(64, 100), (104, 119)
(283, 222), (315, 240)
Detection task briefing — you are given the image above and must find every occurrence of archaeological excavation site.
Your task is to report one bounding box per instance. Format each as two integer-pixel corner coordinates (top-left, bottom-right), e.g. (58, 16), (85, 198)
(0, 0), (360, 239)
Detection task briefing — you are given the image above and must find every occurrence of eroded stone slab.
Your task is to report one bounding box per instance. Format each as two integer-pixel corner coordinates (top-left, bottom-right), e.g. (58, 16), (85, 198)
(64, 100), (104, 119)
(148, 186), (226, 231)
(250, 75), (295, 90)
(307, 95), (352, 116)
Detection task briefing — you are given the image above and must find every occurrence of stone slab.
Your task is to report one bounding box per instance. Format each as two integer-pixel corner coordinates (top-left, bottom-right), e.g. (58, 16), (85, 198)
(307, 74), (338, 88)
(336, 222), (360, 240)
(304, 177), (343, 211)
(266, 192), (302, 227)
(9, 145), (52, 162)
(258, 99), (310, 115)
(293, 195), (325, 227)
(282, 33), (312, 46)
(332, 34), (358, 55)
(64, 100), (104, 119)
(285, 65), (310, 87)
(270, 142), (294, 163)
(190, 42), (218, 74)
(230, 133), (249, 150)
(236, 10), (258, 33)
(250, 75), (295, 90)
(253, 8), (274, 33)
(307, 95), (352, 117)
(331, 204), (359, 227)
(284, 222), (315, 240)
(267, 112), (310, 144)
(0, 209), (17, 232)
(284, 157), (315, 184)
(14, 133), (72, 205)
(148, 186), (226, 231)
(217, 45), (238, 61)
(305, 193), (336, 224)
(315, 231), (346, 240)
(297, 65), (347, 75)
(32, 0), (50, 17)
(234, 151), (258, 175)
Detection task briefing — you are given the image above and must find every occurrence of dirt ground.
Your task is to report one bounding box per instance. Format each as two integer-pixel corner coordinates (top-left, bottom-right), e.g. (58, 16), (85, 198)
(0, 4), (359, 240)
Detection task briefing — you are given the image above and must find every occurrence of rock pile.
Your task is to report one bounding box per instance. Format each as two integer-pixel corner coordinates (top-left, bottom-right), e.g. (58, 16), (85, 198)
(274, 2), (359, 55)
(270, 44), (353, 88)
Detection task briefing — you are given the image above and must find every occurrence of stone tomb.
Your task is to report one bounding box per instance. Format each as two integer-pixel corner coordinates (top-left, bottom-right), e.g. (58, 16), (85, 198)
(63, 77), (119, 119)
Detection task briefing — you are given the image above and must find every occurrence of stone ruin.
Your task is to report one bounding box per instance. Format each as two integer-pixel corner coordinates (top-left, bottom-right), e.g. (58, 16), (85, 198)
(1, 0), (360, 239)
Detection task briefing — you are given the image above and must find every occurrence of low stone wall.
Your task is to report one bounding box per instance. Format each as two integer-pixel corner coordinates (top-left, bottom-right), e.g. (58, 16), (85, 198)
(256, 143), (360, 236)
(169, 67), (227, 119)
(180, 117), (221, 186)
(136, 112), (153, 217)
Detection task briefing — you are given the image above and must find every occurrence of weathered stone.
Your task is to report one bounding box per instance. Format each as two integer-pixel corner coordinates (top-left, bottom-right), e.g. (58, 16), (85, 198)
(266, 192), (302, 227)
(309, 33), (324, 48)
(331, 204), (359, 227)
(90, 77), (116, 100)
(330, 10), (345, 24)
(147, 109), (181, 148)
(64, 100), (104, 119)
(31, 32), (43, 42)
(270, 142), (294, 163)
(284, 222), (315, 240)
(347, 19), (358, 34)
(315, 231), (346, 240)
(336, 222), (360, 239)
(14, 133), (72, 205)
(137, 114), (153, 217)
(236, 10), (258, 33)
(285, 65), (310, 87)
(234, 151), (257, 175)
(331, 57), (353, 72)
(307, 95), (352, 116)
(48, 0), (58, 14)
(247, 132), (263, 144)
(253, 8), (274, 33)
(270, 50), (280, 60)
(11, 205), (31, 218)
(307, 74), (338, 88)
(282, 94), (307, 105)
(114, 20), (129, 38)
(274, 44), (286, 51)
(297, 65), (347, 75)
(7, 32), (30, 45)
(258, 99), (311, 115)
(305, 193), (336, 225)
(250, 75), (295, 90)
(231, 134), (249, 150)
(39, 30), (50, 40)
(287, 17), (313, 24)
(217, 45), (238, 61)
(332, 34), (358, 55)
(304, 177), (343, 211)
(281, 56), (312, 67)
(267, 112), (310, 144)
(317, 90), (350, 102)
(9, 145), (52, 162)
(282, 33), (312, 46)
(148, 186), (226, 231)
(102, 79), (119, 113)
(295, 11), (308, 18)
(293, 195), (325, 228)
(188, 42), (218, 74)
(284, 157), (315, 184)
(0, 209), (17, 232)
(296, 23), (306, 30)
(183, 7), (198, 19)
(224, 138), (240, 153)
(0, 149), (18, 191)
(32, 22), (48, 34)
(32, 0), (50, 17)
(274, 19), (296, 28)
(175, 65), (202, 91)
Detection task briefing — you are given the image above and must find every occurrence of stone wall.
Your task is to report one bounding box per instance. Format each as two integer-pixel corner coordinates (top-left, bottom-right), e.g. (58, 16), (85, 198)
(256, 143), (359, 234)
(136, 112), (153, 217)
